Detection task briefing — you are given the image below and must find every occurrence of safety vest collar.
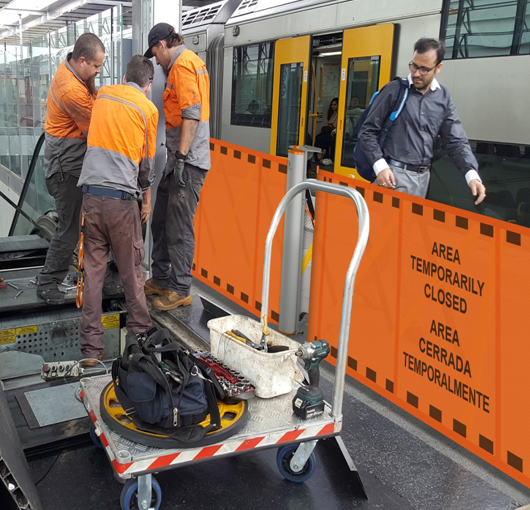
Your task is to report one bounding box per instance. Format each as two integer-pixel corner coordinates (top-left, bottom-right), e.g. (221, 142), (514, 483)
(125, 81), (144, 94)
(65, 52), (91, 91)
(167, 44), (187, 72)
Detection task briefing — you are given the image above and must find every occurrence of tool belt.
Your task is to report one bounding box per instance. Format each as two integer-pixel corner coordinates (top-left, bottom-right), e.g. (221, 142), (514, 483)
(112, 328), (221, 443)
(387, 159), (430, 174)
(82, 185), (137, 201)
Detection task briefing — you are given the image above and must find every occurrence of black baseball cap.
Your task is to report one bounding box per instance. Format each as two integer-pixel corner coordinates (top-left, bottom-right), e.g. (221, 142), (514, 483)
(144, 23), (175, 58)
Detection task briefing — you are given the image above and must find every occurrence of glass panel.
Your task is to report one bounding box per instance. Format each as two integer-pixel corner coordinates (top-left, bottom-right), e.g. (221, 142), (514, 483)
(231, 42), (274, 128)
(276, 62), (303, 157)
(520, 1), (530, 54)
(444, 0), (519, 58)
(341, 56), (380, 169)
(428, 141), (530, 225)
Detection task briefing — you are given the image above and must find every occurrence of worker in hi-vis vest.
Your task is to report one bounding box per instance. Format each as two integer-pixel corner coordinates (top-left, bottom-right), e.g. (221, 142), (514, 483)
(143, 22), (211, 311)
(77, 55), (158, 366)
(36, 33), (105, 305)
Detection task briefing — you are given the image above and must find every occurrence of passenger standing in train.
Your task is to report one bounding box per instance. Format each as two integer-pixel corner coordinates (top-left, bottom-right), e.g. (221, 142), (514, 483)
(77, 55), (158, 366)
(143, 23), (211, 310)
(358, 38), (486, 204)
(36, 33), (105, 305)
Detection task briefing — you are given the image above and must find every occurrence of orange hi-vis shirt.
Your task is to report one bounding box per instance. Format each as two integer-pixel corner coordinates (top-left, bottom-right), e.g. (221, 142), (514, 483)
(163, 45), (210, 171)
(44, 54), (96, 178)
(78, 83), (159, 196)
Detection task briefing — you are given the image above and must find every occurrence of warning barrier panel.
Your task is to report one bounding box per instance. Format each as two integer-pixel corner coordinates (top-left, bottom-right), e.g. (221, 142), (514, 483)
(308, 170), (530, 488)
(193, 139), (287, 323)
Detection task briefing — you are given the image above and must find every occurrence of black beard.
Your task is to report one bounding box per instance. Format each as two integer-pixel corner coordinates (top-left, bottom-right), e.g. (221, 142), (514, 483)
(86, 75), (97, 95)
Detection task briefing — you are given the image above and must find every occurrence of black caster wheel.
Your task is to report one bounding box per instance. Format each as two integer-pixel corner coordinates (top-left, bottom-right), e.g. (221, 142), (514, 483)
(120, 477), (162, 510)
(277, 444), (316, 483)
(89, 426), (103, 449)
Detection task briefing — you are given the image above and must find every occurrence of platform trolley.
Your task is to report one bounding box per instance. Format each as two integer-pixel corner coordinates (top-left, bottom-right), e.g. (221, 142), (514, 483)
(80, 180), (369, 510)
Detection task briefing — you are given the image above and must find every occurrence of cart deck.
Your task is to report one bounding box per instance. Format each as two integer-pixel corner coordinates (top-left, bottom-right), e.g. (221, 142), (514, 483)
(80, 374), (341, 480)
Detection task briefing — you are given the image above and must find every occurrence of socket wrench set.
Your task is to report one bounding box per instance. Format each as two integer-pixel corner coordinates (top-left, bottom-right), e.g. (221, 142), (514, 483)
(195, 352), (255, 404)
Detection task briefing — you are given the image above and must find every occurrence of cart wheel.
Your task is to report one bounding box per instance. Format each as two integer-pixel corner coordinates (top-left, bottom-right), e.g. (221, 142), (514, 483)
(120, 477), (162, 510)
(89, 426), (103, 449)
(276, 445), (316, 483)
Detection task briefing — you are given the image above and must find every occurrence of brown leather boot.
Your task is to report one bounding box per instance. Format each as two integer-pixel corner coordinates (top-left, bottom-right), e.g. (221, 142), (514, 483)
(144, 278), (171, 296)
(151, 291), (192, 311)
(82, 350), (105, 368)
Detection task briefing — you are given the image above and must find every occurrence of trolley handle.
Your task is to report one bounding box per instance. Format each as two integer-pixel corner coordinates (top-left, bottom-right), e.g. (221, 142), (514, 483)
(260, 180), (369, 420)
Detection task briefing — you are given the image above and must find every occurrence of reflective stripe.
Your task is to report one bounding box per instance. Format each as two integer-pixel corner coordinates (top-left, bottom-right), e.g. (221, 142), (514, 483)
(97, 94), (149, 161)
(50, 87), (69, 116)
(196, 69), (208, 75)
(166, 83), (174, 90)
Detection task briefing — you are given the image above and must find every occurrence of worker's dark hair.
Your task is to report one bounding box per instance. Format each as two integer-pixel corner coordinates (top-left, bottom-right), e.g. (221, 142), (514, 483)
(157, 28), (184, 50)
(126, 55), (154, 87)
(72, 32), (105, 62)
(414, 38), (445, 65)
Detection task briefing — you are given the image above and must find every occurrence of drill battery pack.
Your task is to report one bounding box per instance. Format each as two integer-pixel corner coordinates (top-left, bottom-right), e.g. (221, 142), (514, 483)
(292, 385), (325, 419)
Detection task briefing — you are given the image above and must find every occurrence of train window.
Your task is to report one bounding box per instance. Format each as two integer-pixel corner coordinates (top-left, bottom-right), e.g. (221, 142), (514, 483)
(442, 0), (529, 58)
(231, 42), (274, 128)
(428, 141), (530, 226)
(340, 56), (380, 169)
(276, 62), (304, 157)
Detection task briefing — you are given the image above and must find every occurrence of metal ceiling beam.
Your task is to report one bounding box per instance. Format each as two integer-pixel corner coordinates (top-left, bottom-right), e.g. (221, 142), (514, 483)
(0, 0), (132, 42)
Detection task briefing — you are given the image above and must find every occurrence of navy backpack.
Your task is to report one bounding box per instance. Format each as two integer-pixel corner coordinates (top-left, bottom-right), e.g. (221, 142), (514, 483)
(354, 77), (409, 182)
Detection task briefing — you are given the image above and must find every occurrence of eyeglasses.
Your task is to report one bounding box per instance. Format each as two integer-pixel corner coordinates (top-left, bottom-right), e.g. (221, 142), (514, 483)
(409, 61), (438, 76)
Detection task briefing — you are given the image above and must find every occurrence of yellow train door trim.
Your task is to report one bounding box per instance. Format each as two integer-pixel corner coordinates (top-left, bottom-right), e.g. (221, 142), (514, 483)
(271, 35), (310, 156)
(335, 23), (395, 179)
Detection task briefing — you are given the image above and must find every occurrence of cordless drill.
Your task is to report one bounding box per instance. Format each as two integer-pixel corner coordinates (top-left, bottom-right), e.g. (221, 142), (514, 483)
(292, 340), (330, 419)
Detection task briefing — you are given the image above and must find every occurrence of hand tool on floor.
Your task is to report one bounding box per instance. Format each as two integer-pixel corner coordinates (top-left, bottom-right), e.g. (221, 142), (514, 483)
(292, 340), (330, 419)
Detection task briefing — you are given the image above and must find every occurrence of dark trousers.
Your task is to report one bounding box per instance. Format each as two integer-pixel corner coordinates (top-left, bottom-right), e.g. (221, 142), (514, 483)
(151, 163), (206, 296)
(80, 195), (151, 359)
(37, 173), (82, 289)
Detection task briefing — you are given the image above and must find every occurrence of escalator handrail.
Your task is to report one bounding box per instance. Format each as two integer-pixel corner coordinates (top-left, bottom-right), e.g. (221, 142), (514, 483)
(8, 132), (46, 237)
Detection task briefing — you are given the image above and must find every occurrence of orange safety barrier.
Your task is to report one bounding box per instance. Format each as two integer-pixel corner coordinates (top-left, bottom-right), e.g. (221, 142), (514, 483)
(308, 169), (530, 487)
(192, 139), (288, 324)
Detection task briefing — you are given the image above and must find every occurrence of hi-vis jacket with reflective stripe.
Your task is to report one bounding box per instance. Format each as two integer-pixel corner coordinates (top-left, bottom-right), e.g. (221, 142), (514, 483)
(163, 45), (211, 171)
(78, 83), (158, 197)
(44, 54), (96, 178)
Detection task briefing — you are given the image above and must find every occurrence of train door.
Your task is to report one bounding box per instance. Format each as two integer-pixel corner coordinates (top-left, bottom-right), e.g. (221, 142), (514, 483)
(270, 35), (310, 157)
(335, 24), (395, 178)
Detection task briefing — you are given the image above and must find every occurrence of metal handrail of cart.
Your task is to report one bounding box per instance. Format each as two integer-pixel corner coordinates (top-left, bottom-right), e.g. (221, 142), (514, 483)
(79, 180), (369, 510)
(262, 179), (369, 423)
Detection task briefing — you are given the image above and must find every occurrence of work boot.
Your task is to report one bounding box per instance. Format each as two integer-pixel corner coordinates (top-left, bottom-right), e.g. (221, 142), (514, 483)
(82, 350), (105, 368)
(37, 288), (65, 305)
(144, 278), (171, 296)
(151, 291), (192, 311)
(102, 269), (123, 295)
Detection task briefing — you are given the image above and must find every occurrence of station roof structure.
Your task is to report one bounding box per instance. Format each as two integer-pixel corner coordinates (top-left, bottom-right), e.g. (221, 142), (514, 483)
(0, 0), (218, 44)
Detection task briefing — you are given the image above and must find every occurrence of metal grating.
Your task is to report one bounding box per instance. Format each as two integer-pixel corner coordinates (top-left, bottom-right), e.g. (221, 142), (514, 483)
(0, 311), (122, 360)
(233, 0), (259, 15)
(182, 1), (225, 28)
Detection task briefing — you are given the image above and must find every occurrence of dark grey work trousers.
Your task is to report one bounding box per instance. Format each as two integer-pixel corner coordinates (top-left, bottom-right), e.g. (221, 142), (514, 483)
(80, 195), (151, 359)
(151, 163), (207, 296)
(37, 173), (83, 289)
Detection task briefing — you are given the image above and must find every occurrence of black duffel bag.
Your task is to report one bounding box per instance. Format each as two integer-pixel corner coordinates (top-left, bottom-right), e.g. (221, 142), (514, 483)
(111, 328), (221, 443)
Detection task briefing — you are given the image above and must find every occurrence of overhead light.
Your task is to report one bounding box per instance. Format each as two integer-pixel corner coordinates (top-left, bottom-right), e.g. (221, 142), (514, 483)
(318, 51), (342, 57)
